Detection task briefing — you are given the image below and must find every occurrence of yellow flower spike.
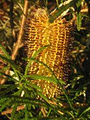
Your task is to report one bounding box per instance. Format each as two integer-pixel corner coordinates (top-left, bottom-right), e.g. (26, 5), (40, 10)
(24, 7), (73, 99)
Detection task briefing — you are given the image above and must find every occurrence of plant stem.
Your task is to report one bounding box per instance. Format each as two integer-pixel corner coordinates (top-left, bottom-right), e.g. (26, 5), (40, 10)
(0, 0), (29, 84)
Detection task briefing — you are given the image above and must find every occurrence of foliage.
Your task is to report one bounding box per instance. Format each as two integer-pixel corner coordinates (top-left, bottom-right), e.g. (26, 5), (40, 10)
(0, 0), (90, 120)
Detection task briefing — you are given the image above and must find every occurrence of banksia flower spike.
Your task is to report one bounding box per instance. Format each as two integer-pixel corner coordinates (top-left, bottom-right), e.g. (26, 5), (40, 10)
(24, 7), (73, 99)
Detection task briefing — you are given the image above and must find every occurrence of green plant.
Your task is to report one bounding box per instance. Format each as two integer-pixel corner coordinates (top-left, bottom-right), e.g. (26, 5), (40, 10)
(0, 0), (90, 120)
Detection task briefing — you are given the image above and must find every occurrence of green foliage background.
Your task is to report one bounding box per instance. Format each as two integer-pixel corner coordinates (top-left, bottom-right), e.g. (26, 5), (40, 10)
(0, 0), (90, 120)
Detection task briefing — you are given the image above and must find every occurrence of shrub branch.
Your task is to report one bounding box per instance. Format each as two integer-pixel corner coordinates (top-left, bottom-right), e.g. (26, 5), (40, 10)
(0, 0), (29, 84)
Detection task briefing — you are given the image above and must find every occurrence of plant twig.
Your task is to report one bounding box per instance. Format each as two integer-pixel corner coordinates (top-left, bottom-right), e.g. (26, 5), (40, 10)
(1, 105), (25, 115)
(0, 0), (29, 84)
(11, 0), (28, 60)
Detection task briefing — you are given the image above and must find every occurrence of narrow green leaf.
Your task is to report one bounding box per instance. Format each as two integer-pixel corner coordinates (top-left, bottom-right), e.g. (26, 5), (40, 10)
(25, 83), (42, 91)
(0, 71), (19, 82)
(27, 58), (73, 110)
(32, 45), (50, 59)
(56, 0), (59, 8)
(67, 111), (75, 119)
(77, 12), (82, 31)
(29, 58), (65, 85)
(24, 45), (49, 76)
(29, 58), (55, 77)
(76, 0), (82, 8)
(0, 54), (20, 79)
(0, 44), (10, 59)
(11, 104), (18, 120)
(25, 74), (57, 84)
(61, 0), (64, 3)
(37, 91), (49, 103)
(0, 85), (17, 97)
(21, 0), (24, 5)
(25, 105), (29, 120)
(0, 54), (18, 70)
(47, 108), (52, 117)
(45, 0), (48, 8)
(49, 0), (78, 22)
(79, 107), (90, 117)
(5, 95), (45, 104)
(28, 74), (65, 84)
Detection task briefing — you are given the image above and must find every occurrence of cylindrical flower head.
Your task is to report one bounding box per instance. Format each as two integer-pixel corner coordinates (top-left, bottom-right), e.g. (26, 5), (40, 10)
(24, 7), (73, 99)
